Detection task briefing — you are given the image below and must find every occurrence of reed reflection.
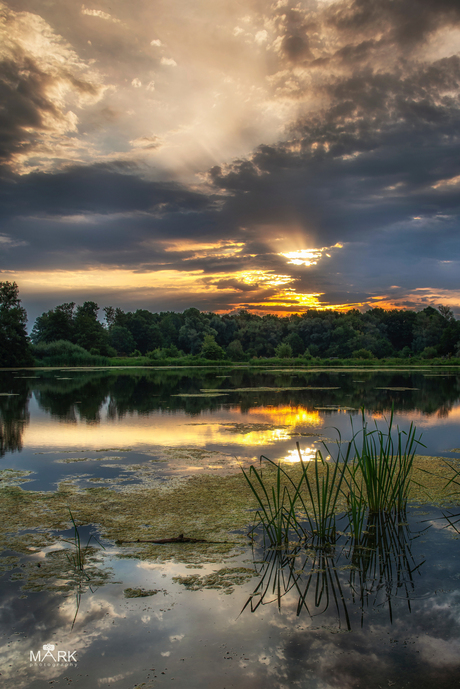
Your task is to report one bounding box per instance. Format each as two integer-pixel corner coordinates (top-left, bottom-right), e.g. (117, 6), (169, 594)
(244, 510), (427, 630)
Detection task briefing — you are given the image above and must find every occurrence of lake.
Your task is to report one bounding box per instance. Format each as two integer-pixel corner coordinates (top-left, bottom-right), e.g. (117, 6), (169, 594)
(1, 365), (460, 688)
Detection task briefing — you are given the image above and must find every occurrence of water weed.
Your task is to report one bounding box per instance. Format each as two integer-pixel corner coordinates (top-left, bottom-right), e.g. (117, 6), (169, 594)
(243, 409), (425, 547)
(346, 408), (424, 514)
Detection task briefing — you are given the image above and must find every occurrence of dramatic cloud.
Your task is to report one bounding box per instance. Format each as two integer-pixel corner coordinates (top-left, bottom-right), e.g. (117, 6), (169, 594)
(1, 0), (459, 323)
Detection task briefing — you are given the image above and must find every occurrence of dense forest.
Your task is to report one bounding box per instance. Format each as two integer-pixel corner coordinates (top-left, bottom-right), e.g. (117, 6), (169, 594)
(1, 281), (460, 367)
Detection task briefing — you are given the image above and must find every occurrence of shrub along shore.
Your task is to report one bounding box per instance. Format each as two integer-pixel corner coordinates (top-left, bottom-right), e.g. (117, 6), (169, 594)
(28, 340), (460, 368)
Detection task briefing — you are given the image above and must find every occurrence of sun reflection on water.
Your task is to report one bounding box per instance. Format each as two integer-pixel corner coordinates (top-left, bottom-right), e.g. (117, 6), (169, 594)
(246, 405), (323, 428)
(280, 446), (318, 463)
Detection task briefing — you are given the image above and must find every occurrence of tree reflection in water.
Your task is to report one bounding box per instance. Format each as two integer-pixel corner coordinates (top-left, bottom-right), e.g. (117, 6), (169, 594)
(243, 511), (428, 630)
(0, 379), (30, 457)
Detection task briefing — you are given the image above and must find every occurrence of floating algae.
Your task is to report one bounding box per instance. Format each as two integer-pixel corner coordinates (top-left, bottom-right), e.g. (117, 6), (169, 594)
(374, 387), (420, 391)
(9, 546), (114, 594)
(95, 448), (133, 452)
(0, 469), (34, 486)
(171, 393), (228, 398)
(124, 587), (160, 598)
(219, 422), (321, 436)
(0, 454), (458, 588)
(173, 567), (257, 594)
(200, 387), (340, 393)
(57, 456), (124, 464)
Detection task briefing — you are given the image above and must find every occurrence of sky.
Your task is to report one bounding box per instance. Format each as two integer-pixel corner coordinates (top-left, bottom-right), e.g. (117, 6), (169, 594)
(1, 0), (460, 325)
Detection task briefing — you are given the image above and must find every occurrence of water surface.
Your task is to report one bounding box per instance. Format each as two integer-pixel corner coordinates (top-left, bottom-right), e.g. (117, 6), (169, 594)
(1, 366), (460, 688)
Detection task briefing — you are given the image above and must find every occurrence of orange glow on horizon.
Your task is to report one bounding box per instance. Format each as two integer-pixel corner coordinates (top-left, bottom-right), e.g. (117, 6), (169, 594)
(6, 266), (454, 316)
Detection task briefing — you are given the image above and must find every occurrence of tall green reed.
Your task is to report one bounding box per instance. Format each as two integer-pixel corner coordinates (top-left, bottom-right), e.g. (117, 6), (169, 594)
(242, 439), (351, 546)
(243, 409), (423, 548)
(346, 408), (423, 514)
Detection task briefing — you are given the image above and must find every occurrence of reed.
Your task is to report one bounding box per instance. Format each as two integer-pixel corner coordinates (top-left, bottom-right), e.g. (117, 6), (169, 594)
(63, 508), (105, 573)
(292, 441), (351, 543)
(346, 409), (423, 514)
(243, 410), (423, 548)
(242, 460), (304, 546)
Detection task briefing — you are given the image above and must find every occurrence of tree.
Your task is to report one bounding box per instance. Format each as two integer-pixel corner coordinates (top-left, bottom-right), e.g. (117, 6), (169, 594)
(31, 302), (75, 344)
(275, 342), (293, 359)
(0, 282), (33, 367)
(73, 302), (108, 354)
(226, 339), (245, 361)
(200, 334), (225, 360)
(109, 325), (136, 354)
(283, 332), (304, 356)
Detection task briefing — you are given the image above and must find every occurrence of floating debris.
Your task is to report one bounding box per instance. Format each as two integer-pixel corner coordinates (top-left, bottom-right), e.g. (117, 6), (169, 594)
(95, 448), (133, 452)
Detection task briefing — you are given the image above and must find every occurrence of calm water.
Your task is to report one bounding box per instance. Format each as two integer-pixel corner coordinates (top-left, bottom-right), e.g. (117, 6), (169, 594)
(1, 366), (460, 688)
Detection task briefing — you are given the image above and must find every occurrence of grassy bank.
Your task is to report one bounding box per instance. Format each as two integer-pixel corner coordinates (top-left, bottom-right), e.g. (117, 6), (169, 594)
(31, 352), (460, 368)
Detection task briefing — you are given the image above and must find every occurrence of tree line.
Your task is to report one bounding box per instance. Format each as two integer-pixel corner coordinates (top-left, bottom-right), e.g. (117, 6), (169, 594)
(1, 281), (460, 366)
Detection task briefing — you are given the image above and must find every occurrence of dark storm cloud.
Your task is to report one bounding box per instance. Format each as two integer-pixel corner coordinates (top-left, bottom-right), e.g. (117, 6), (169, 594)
(0, 164), (214, 218)
(3, 0), (460, 317)
(327, 0), (460, 50)
(208, 52), (460, 248)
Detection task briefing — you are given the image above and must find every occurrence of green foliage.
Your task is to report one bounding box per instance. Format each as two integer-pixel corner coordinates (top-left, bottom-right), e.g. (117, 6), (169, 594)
(352, 348), (374, 359)
(109, 325), (136, 354)
(421, 346), (438, 359)
(31, 302), (76, 344)
(74, 302), (109, 353)
(274, 342), (293, 359)
(226, 339), (245, 361)
(283, 332), (304, 356)
(31, 340), (109, 367)
(29, 299), (460, 367)
(0, 281), (33, 367)
(200, 334), (225, 360)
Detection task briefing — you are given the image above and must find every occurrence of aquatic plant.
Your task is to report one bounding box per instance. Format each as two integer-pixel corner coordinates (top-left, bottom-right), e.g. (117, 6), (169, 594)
(243, 459), (303, 546)
(243, 410), (423, 548)
(243, 440), (351, 547)
(346, 409), (423, 514)
(292, 440), (351, 543)
(63, 508), (105, 573)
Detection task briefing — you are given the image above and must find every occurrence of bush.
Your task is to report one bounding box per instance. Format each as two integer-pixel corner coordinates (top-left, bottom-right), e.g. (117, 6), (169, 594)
(352, 348), (374, 360)
(274, 343), (293, 359)
(421, 346), (437, 359)
(31, 340), (109, 367)
(399, 346), (412, 359)
(200, 334), (225, 360)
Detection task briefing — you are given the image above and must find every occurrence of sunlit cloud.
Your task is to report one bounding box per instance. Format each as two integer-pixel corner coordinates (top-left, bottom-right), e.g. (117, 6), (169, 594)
(280, 243), (343, 267)
(81, 6), (122, 24)
(1, 0), (460, 316)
